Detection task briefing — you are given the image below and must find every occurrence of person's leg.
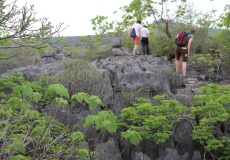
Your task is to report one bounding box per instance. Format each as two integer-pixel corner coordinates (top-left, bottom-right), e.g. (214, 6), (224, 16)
(141, 40), (145, 55)
(133, 44), (137, 53)
(175, 59), (180, 72)
(181, 48), (188, 77)
(132, 39), (135, 54)
(182, 62), (187, 75)
(136, 44), (139, 55)
(146, 42), (150, 55)
(175, 46), (181, 73)
(133, 36), (139, 55)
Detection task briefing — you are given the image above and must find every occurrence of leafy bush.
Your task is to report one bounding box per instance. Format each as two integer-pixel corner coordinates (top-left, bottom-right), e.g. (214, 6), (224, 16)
(118, 95), (187, 144)
(210, 30), (230, 76)
(37, 58), (113, 107)
(189, 84), (230, 159)
(78, 35), (112, 59)
(0, 73), (26, 92)
(63, 46), (87, 58)
(122, 34), (134, 52)
(118, 87), (154, 106)
(0, 83), (91, 159)
(189, 53), (220, 75)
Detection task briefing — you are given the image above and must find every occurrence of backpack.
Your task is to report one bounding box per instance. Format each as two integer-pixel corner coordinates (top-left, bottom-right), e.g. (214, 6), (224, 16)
(130, 28), (136, 38)
(175, 31), (190, 47)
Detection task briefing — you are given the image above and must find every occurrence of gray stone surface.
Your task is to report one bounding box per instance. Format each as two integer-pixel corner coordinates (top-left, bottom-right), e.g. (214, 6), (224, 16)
(95, 138), (123, 160)
(1, 40), (227, 160)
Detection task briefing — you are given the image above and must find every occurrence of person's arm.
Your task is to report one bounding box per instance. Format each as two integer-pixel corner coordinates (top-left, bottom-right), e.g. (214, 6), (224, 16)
(128, 28), (132, 39)
(187, 38), (193, 55)
(147, 29), (150, 42)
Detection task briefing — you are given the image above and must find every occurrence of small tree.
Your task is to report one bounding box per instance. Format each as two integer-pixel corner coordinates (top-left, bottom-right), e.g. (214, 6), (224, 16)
(218, 4), (230, 29)
(90, 15), (114, 45)
(0, 0), (67, 56)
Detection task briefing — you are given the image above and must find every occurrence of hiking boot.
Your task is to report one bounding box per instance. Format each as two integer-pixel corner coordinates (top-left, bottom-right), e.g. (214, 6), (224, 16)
(132, 52), (138, 58)
(175, 71), (180, 76)
(180, 74), (187, 78)
(132, 55), (137, 58)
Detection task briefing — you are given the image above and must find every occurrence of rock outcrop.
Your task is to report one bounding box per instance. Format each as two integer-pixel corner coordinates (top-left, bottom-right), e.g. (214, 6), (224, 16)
(0, 37), (225, 160)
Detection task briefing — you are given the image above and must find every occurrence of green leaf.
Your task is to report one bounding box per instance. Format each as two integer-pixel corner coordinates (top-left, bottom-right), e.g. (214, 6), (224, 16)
(129, 131), (141, 145)
(89, 101), (98, 111)
(95, 116), (103, 128)
(31, 126), (45, 137)
(98, 111), (109, 118)
(71, 132), (85, 142)
(78, 149), (89, 160)
(72, 92), (89, 103)
(47, 84), (69, 98)
(58, 97), (68, 109)
(83, 115), (95, 128)
(0, 131), (6, 140)
(32, 92), (41, 103)
(9, 141), (26, 154)
(70, 98), (75, 108)
(122, 130), (141, 145)
(105, 122), (117, 133)
(10, 155), (30, 160)
(13, 86), (23, 96)
(25, 110), (40, 119)
(206, 139), (224, 151)
(88, 96), (104, 110)
(22, 85), (33, 100)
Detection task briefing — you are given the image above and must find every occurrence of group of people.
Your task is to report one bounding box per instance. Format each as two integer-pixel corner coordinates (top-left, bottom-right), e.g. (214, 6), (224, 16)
(128, 20), (196, 79)
(128, 20), (150, 58)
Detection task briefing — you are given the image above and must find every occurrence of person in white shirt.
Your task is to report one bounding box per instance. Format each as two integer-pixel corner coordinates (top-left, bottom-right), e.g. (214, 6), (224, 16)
(128, 20), (142, 58)
(141, 25), (150, 55)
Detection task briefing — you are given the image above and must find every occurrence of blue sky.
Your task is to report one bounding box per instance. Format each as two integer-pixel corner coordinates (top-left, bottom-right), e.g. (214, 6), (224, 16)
(18, 0), (228, 36)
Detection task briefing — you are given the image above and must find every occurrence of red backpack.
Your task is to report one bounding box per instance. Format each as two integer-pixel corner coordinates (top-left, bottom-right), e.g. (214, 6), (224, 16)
(175, 31), (190, 47)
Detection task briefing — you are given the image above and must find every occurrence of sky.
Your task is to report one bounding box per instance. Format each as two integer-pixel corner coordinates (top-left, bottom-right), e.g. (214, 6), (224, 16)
(17, 0), (229, 36)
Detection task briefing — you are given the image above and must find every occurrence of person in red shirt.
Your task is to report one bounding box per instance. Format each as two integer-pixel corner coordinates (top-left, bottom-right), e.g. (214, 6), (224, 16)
(128, 20), (142, 58)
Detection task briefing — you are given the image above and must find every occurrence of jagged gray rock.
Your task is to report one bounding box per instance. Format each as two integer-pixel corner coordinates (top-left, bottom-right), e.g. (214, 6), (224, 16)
(191, 151), (201, 160)
(157, 148), (191, 160)
(1, 43), (219, 160)
(0, 62), (61, 81)
(94, 138), (123, 160)
(132, 152), (151, 160)
(0, 48), (72, 81)
(91, 55), (173, 95)
(174, 119), (195, 157)
(112, 37), (124, 48)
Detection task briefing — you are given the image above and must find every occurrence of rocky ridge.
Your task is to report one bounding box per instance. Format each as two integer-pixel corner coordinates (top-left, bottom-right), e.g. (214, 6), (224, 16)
(0, 37), (227, 160)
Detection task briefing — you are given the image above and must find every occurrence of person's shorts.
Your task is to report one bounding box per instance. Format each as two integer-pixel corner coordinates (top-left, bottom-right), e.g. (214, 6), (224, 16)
(175, 46), (188, 62)
(133, 36), (139, 45)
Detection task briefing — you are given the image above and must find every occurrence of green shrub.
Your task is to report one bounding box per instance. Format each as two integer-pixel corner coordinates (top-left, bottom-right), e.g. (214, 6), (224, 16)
(189, 84), (230, 159)
(0, 83), (90, 159)
(189, 53), (218, 75)
(37, 58), (113, 107)
(0, 47), (38, 74)
(118, 95), (187, 144)
(64, 46), (87, 58)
